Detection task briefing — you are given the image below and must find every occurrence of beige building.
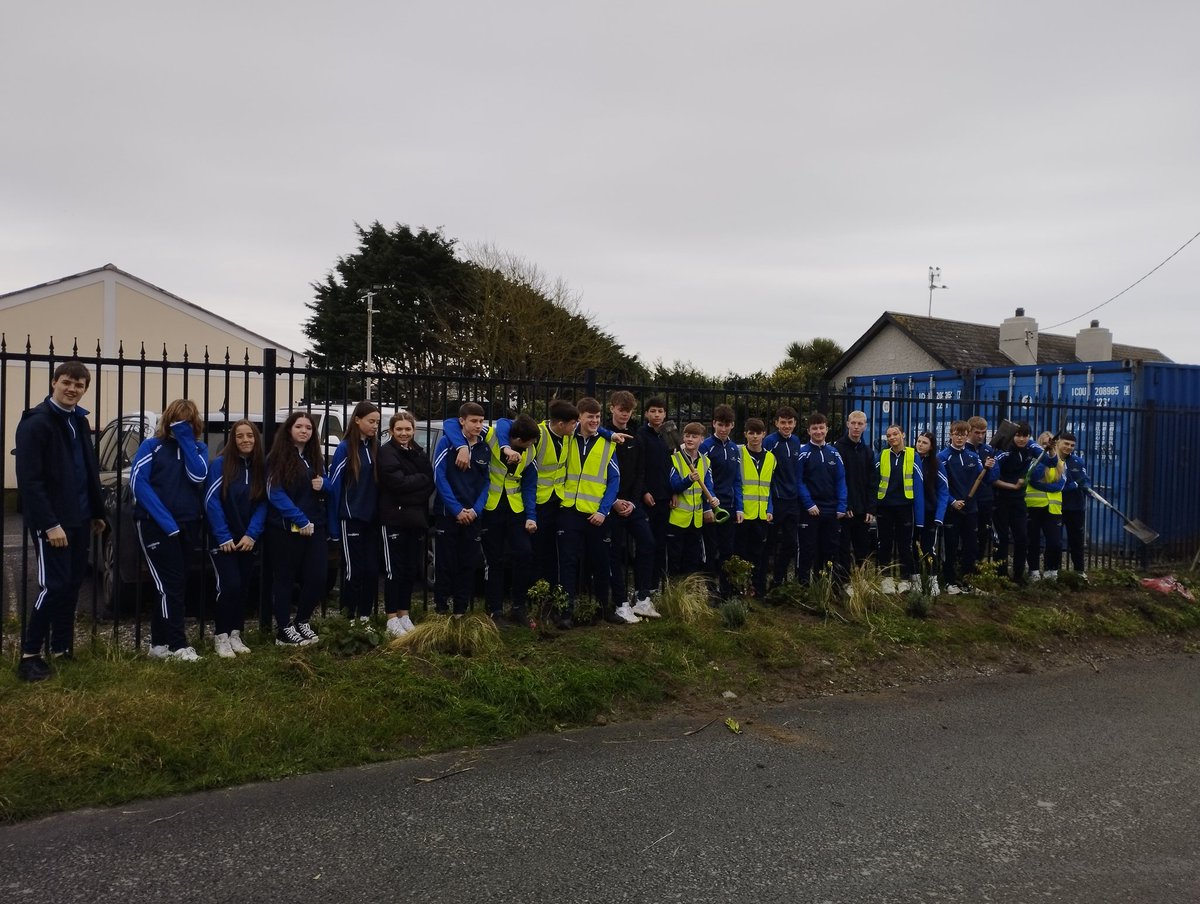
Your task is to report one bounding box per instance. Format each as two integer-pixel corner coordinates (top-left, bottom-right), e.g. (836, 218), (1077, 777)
(2, 264), (308, 487)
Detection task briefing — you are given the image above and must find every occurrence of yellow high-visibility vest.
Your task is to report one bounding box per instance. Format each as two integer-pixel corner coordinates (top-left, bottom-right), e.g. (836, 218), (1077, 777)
(741, 448), (775, 521)
(561, 433), (616, 514)
(877, 447), (916, 501)
(535, 422), (570, 504)
(1025, 462), (1063, 515)
(670, 450), (709, 528)
(484, 427), (534, 513)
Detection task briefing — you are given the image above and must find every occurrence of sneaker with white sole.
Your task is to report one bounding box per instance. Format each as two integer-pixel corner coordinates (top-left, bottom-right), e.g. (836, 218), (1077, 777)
(631, 597), (661, 618)
(148, 644), (170, 659)
(295, 623), (320, 645)
(169, 646), (201, 662)
(228, 631), (251, 655)
(386, 616), (407, 637)
(1043, 570), (1058, 581)
(399, 614), (415, 632)
(945, 584), (963, 595)
(1028, 570), (1042, 582)
(213, 633), (236, 659)
(276, 626), (305, 646)
(614, 603), (642, 624)
(897, 580), (912, 594)
(880, 577), (897, 595)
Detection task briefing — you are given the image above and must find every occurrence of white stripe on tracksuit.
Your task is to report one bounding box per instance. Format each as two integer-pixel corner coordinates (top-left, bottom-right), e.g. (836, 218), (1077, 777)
(136, 521), (172, 621)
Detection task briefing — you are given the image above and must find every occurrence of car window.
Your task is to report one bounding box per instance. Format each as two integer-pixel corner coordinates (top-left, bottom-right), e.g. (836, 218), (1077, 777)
(97, 423), (120, 471)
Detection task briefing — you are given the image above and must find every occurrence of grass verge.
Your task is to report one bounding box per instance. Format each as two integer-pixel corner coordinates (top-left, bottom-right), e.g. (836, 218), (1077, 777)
(2, 570), (1198, 823)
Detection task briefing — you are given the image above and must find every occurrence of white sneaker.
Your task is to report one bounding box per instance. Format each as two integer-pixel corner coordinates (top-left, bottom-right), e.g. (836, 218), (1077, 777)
(614, 603), (642, 624)
(213, 633), (235, 659)
(169, 646), (201, 662)
(228, 630), (251, 654)
(148, 644), (170, 659)
(1044, 570), (1058, 581)
(295, 623), (320, 645)
(631, 597), (661, 618)
(399, 615), (416, 632)
(945, 584), (963, 595)
(357, 615), (372, 625)
(881, 577), (897, 595)
(1079, 572), (1088, 582)
(386, 616), (407, 637)
(1029, 570), (1042, 582)
(897, 580), (912, 593)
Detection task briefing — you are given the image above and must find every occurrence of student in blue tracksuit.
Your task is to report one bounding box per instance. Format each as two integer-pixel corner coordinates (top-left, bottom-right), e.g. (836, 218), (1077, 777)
(432, 402), (491, 615)
(966, 416), (998, 561)
(914, 431), (949, 593)
(795, 413), (848, 586)
(14, 361), (106, 682)
(937, 421), (984, 594)
(1056, 432), (1091, 575)
(204, 419), (267, 657)
(130, 399), (209, 661)
(265, 411), (332, 646)
(763, 405), (804, 586)
(700, 404), (743, 598)
(330, 401), (382, 623)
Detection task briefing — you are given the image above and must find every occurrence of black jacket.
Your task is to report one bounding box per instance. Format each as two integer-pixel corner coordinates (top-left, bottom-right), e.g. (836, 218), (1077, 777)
(637, 423), (672, 502)
(15, 398), (104, 533)
(606, 419), (644, 503)
(834, 434), (876, 516)
(378, 441), (434, 528)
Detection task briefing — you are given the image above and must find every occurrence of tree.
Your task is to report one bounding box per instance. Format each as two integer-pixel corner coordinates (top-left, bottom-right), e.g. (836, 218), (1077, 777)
(304, 222), (471, 373)
(769, 337), (845, 390)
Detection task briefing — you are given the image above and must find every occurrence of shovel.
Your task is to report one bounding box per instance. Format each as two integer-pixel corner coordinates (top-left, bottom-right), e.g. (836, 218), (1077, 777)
(1084, 487), (1159, 544)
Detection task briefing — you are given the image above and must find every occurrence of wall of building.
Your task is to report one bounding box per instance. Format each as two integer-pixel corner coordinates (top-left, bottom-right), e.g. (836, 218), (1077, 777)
(828, 325), (941, 387)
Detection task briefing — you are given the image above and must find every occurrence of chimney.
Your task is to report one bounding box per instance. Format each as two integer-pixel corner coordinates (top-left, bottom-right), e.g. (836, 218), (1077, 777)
(999, 307), (1038, 366)
(1075, 319), (1113, 362)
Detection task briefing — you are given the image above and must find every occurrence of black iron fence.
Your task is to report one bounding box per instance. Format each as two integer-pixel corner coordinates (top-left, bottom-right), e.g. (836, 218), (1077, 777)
(4, 337), (1198, 654)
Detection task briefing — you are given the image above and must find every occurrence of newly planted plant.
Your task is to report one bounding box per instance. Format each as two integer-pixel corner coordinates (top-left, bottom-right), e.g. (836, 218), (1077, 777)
(719, 599), (749, 629)
(722, 555), (754, 600)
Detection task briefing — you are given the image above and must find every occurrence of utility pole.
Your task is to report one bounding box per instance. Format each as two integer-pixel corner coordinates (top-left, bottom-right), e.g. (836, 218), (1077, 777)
(927, 267), (947, 317)
(361, 285), (385, 400)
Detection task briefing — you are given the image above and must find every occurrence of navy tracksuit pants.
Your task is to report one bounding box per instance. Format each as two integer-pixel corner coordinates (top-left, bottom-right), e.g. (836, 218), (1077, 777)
(23, 525), (90, 656)
(340, 518), (381, 619)
(383, 526), (424, 614)
(209, 547), (257, 635)
(266, 523), (328, 630)
(138, 519), (203, 651)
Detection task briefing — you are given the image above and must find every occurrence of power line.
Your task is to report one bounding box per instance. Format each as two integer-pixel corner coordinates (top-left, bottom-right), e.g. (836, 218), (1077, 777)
(1043, 228), (1200, 331)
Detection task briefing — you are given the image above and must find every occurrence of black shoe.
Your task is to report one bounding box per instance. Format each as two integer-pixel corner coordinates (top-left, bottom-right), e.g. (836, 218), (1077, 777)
(602, 610), (627, 625)
(17, 656), (51, 683)
(275, 626), (305, 646)
(51, 650), (74, 661)
(554, 616), (574, 631)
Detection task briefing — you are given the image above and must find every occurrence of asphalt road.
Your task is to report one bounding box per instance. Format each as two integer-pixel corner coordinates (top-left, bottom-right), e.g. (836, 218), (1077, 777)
(1, 653), (1197, 904)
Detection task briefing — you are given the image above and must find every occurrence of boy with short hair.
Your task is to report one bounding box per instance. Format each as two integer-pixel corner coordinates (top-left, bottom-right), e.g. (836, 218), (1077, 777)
(556, 397), (623, 628)
(763, 405), (803, 586)
(637, 396), (673, 588)
(1056, 432), (1091, 577)
(937, 420), (984, 594)
(606, 391), (659, 619)
(667, 422), (715, 577)
(700, 404), (742, 598)
(966, 416), (998, 560)
(478, 413), (540, 626)
(15, 361), (106, 681)
(795, 413), (847, 586)
(432, 402), (491, 615)
(834, 410), (877, 576)
(736, 417), (775, 598)
(989, 421), (1038, 583)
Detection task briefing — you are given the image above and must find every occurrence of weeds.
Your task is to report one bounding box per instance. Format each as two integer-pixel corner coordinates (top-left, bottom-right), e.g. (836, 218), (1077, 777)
(968, 559), (1012, 596)
(657, 573), (716, 624)
(390, 613), (502, 657)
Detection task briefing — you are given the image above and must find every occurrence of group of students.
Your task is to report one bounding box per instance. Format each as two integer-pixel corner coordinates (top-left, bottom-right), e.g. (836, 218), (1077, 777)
(12, 361), (1092, 681)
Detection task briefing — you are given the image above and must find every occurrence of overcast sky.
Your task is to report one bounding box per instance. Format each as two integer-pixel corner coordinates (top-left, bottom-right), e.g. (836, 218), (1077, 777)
(3, 1), (1197, 374)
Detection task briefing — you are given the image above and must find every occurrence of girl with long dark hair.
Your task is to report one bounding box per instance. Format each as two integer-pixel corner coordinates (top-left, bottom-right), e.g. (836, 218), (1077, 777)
(266, 411), (330, 646)
(329, 401), (382, 622)
(204, 419), (267, 657)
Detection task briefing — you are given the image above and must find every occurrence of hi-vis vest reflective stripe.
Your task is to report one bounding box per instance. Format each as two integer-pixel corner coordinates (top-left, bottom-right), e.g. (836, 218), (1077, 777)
(741, 448), (775, 521)
(1025, 462), (1063, 514)
(484, 427), (533, 513)
(535, 422), (570, 504)
(562, 434), (616, 514)
(670, 450), (709, 528)
(877, 447), (916, 501)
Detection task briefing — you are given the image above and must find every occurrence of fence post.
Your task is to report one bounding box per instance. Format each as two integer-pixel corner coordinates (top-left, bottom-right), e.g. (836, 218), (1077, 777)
(262, 348), (277, 448)
(1137, 400), (1156, 569)
(585, 368), (597, 399)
